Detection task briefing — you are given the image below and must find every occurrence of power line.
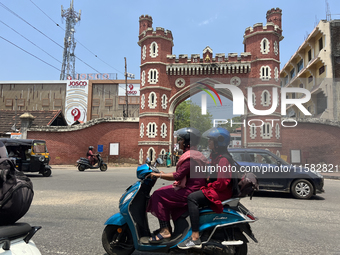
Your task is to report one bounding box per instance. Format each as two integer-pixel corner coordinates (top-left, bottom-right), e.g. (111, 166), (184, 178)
(0, 2), (63, 48)
(29, 0), (62, 28)
(0, 19), (62, 64)
(1, 1), (129, 93)
(28, 0), (127, 89)
(0, 35), (61, 71)
(0, 2), (113, 79)
(28, 0), (124, 75)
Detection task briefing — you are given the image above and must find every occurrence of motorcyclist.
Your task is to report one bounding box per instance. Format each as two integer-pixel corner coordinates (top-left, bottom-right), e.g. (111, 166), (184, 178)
(178, 127), (233, 249)
(87, 146), (97, 166)
(146, 127), (208, 244)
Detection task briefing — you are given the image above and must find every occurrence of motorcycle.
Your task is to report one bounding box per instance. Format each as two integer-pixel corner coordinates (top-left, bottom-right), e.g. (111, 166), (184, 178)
(76, 154), (107, 172)
(0, 223), (41, 255)
(102, 158), (258, 255)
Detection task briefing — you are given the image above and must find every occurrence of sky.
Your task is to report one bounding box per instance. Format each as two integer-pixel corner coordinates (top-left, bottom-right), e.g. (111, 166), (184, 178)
(0, 0), (339, 119)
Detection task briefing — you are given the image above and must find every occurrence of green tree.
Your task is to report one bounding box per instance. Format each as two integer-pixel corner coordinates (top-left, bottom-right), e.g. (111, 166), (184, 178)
(217, 116), (243, 133)
(174, 100), (213, 147)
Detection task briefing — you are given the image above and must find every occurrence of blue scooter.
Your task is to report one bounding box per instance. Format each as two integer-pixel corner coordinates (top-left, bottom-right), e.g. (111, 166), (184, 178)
(102, 158), (258, 255)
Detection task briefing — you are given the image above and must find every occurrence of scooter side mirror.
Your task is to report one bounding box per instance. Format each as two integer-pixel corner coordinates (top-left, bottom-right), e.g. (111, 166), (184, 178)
(156, 158), (163, 165)
(145, 157), (151, 165)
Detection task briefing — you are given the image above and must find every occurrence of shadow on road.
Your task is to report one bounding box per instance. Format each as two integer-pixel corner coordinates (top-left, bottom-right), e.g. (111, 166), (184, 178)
(253, 191), (325, 200)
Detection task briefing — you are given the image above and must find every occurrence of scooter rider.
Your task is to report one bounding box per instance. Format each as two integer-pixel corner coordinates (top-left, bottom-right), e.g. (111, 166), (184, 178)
(146, 127), (208, 244)
(87, 146), (97, 166)
(178, 127), (233, 249)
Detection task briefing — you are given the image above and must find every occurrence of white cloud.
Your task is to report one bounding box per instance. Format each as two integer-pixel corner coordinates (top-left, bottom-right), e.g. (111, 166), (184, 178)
(198, 14), (218, 26)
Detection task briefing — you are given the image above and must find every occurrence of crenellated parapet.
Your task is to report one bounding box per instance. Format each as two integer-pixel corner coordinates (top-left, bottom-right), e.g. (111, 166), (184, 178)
(266, 8), (282, 28)
(244, 22), (282, 38)
(165, 48), (252, 75)
(138, 26), (173, 46)
(165, 46), (251, 65)
(243, 7), (283, 41)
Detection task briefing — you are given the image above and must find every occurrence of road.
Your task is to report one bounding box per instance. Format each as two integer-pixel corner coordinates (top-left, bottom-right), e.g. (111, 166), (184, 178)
(21, 166), (340, 255)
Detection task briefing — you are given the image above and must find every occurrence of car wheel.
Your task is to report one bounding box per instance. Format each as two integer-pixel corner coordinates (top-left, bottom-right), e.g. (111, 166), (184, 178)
(291, 179), (314, 199)
(78, 165), (86, 171)
(42, 168), (52, 177)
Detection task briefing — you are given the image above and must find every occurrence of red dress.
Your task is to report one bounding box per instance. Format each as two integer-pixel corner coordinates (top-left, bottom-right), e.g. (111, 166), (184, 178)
(146, 150), (207, 221)
(87, 150), (95, 165)
(201, 154), (233, 213)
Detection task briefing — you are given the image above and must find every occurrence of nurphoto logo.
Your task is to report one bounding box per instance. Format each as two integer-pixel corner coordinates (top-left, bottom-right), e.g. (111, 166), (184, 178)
(200, 83), (312, 117)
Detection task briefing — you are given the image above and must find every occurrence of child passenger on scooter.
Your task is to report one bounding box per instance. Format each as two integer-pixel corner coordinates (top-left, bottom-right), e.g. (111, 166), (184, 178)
(146, 127), (208, 244)
(178, 127), (233, 249)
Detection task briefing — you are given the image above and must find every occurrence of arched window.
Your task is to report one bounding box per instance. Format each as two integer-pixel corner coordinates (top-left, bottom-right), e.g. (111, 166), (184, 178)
(141, 94), (145, 109)
(261, 90), (271, 106)
(275, 123), (280, 139)
(274, 67), (279, 81)
(260, 38), (270, 54)
(250, 123), (257, 139)
(274, 41), (278, 55)
(260, 122), (273, 139)
(148, 69), (158, 84)
(149, 42), (159, 58)
(160, 123), (167, 138)
(142, 45), (146, 60)
(161, 94), (168, 109)
(141, 71), (145, 86)
(140, 123), (144, 138)
(147, 122), (157, 138)
(260, 66), (271, 80)
(148, 92), (157, 109)
(252, 93), (256, 106)
(147, 147), (156, 162)
(139, 149), (143, 164)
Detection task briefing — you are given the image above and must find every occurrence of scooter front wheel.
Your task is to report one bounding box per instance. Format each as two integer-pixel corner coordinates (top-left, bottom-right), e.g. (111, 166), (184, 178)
(100, 164), (108, 171)
(102, 225), (135, 255)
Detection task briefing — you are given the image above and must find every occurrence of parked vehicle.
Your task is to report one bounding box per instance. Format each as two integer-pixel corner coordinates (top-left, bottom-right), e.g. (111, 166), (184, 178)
(76, 154), (107, 171)
(0, 223), (42, 255)
(102, 158), (258, 255)
(0, 138), (51, 177)
(228, 148), (324, 199)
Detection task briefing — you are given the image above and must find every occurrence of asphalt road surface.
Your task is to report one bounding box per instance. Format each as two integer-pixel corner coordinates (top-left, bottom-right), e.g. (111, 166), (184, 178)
(20, 166), (340, 255)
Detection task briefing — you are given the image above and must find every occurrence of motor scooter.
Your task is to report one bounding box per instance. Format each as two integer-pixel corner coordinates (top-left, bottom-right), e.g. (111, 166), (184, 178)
(76, 154), (107, 171)
(0, 223), (41, 255)
(102, 158), (258, 255)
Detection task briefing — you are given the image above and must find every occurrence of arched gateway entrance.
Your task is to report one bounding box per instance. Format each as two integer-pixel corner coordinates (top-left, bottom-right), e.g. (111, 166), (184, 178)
(138, 8), (284, 163)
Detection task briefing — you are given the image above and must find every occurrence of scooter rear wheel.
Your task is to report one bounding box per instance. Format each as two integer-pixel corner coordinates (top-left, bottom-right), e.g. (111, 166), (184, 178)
(78, 165), (86, 171)
(102, 225), (135, 255)
(233, 231), (248, 255)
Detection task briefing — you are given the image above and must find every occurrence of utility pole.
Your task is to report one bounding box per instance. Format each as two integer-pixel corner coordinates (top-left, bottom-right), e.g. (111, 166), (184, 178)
(14, 96), (17, 131)
(125, 57), (128, 117)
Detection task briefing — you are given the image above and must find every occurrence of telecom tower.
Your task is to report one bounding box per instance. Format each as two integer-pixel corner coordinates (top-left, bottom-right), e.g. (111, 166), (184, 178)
(60, 0), (81, 80)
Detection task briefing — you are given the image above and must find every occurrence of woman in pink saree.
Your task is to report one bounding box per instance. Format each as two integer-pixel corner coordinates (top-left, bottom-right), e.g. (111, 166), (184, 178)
(146, 127), (208, 243)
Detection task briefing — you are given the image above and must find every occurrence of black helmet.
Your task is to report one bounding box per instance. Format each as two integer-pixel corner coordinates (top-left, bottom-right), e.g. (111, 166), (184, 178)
(176, 127), (201, 148)
(89, 146), (94, 150)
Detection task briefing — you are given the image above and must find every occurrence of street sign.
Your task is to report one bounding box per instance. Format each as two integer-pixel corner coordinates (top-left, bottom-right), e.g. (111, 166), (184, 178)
(97, 145), (103, 153)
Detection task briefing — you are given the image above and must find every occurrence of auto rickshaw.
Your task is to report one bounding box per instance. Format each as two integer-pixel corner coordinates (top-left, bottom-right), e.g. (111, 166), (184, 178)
(0, 138), (52, 177)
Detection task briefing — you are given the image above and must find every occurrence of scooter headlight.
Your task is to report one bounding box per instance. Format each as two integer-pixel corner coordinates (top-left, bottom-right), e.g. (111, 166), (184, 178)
(39, 156), (45, 162)
(123, 192), (134, 204)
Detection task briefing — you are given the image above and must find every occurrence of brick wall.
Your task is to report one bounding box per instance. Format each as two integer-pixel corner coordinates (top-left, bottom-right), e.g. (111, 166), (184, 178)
(281, 120), (340, 166)
(27, 121), (139, 165)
